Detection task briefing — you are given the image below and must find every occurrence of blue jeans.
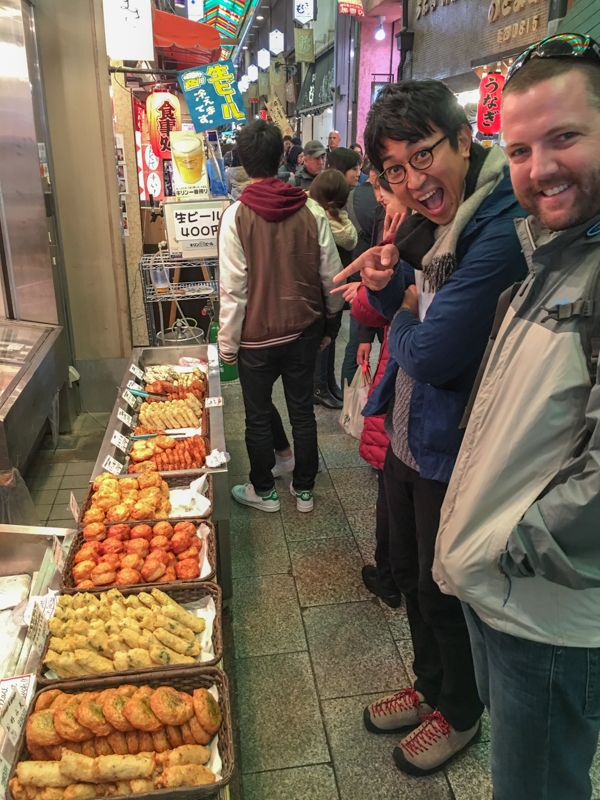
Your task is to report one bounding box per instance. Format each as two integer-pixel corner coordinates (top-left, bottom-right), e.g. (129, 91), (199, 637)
(341, 314), (360, 390)
(464, 604), (600, 800)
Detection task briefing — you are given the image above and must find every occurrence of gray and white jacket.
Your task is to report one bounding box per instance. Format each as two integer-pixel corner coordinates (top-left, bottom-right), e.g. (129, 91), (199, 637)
(433, 213), (600, 647)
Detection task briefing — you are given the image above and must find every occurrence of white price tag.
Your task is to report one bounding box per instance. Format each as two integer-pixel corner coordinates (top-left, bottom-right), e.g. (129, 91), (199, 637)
(24, 593), (57, 624)
(0, 753), (10, 799)
(130, 364), (144, 380)
(122, 389), (137, 408)
(117, 408), (133, 427)
(0, 688), (26, 746)
(102, 454), (123, 476)
(127, 379), (140, 390)
(52, 535), (65, 571)
(27, 602), (49, 654)
(205, 396), (223, 408)
(111, 430), (130, 454)
(69, 491), (80, 522)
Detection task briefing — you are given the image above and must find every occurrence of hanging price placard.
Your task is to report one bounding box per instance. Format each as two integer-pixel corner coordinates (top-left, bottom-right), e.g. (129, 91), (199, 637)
(127, 379), (140, 390)
(205, 396), (223, 408)
(117, 408), (133, 428)
(122, 389), (137, 408)
(69, 492), (80, 522)
(52, 536), (65, 571)
(102, 455), (123, 476)
(130, 364), (144, 380)
(0, 688), (26, 746)
(0, 752), (11, 799)
(111, 430), (130, 454)
(27, 602), (49, 654)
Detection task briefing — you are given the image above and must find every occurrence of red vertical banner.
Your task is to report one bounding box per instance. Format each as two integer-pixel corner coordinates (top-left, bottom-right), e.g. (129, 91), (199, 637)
(477, 74), (505, 135)
(146, 92), (182, 160)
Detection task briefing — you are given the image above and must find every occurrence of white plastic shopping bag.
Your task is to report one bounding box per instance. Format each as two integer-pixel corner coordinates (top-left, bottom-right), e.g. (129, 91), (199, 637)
(339, 366), (372, 439)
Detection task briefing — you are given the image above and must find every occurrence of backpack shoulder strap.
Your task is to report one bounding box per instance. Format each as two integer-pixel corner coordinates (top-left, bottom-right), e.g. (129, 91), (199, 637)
(459, 281), (523, 430)
(578, 262), (600, 387)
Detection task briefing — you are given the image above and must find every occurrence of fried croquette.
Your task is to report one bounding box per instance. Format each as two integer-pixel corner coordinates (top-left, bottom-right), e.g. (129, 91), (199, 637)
(74, 697), (114, 737)
(101, 691), (133, 733)
(93, 737), (113, 757)
(165, 725), (183, 749)
(150, 728), (170, 753)
(34, 691), (64, 713)
(179, 722), (195, 745)
(124, 731), (139, 755)
(26, 711), (64, 748)
(149, 687), (194, 726)
(192, 689), (222, 735)
(157, 744), (210, 767)
(155, 764), (215, 788)
(106, 731), (128, 756)
(54, 701), (95, 742)
(188, 717), (212, 745)
(122, 690), (162, 732)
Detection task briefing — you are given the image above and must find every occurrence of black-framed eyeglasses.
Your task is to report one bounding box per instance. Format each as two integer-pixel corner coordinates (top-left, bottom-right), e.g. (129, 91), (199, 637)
(379, 135), (448, 185)
(506, 33), (600, 84)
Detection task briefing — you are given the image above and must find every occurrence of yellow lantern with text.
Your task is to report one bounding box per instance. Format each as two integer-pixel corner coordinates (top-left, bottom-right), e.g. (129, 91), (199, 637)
(146, 92), (181, 160)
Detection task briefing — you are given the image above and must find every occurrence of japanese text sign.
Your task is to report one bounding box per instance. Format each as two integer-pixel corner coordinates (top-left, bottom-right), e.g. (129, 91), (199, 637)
(338, 0), (364, 16)
(177, 60), (246, 133)
(294, 0), (314, 23)
(172, 204), (223, 251)
(477, 73), (505, 135)
(146, 92), (181, 160)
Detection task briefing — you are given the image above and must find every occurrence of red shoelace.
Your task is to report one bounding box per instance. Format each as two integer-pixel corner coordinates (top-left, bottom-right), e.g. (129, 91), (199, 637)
(371, 688), (421, 718)
(401, 710), (452, 756)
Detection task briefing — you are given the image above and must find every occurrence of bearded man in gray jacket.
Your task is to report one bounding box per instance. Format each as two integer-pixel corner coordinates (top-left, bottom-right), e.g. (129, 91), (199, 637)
(433, 34), (600, 800)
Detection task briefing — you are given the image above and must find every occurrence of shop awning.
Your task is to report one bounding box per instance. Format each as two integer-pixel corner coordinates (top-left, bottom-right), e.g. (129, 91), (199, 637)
(297, 48), (334, 114)
(153, 9), (222, 67)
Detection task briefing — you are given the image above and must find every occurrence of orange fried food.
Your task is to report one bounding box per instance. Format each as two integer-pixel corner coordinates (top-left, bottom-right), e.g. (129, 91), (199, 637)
(117, 686), (138, 698)
(35, 690), (64, 713)
(106, 730), (128, 755)
(72, 560), (96, 584)
(94, 736), (113, 756)
(174, 522), (196, 538)
(146, 549), (169, 566)
(93, 493), (121, 512)
(192, 689), (222, 735)
(26, 710), (64, 747)
(93, 473), (117, 491)
(83, 506), (105, 525)
(170, 532), (192, 554)
(152, 521), (174, 539)
(101, 690), (134, 733)
(126, 539), (150, 558)
(189, 717), (212, 745)
(137, 731), (154, 752)
(180, 722), (195, 745)
(160, 481), (169, 499)
(65, 742), (83, 754)
(119, 478), (139, 492)
(83, 523), (107, 542)
(75, 549), (99, 565)
(130, 502), (154, 521)
(106, 504), (131, 524)
(138, 472), (162, 490)
(54, 699), (95, 742)
(176, 545), (199, 562)
(125, 730), (139, 755)
(107, 524), (131, 540)
(150, 687), (194, 726)
(100, 538), (124, 556)
(27, 743), (49, 761)
(121, 553), (144, 571)
(176, 558), (200, 580)
(76, 580), (95, 589)
(98, 553), (121, 568)
(166, 725), (184, 749)
(157, 565), (177, 583)
(122, 688), (162, 732)
(155, 436), (176, 450)
(46, 745), (64, 761)
(150, 535), (170, 552)
(115, 568), (141, 585)
(130, 524), (153, 541)
(75, 696), (114, 737)
(152, 728), (170, 753)
(91, 563), (117, 586)
(140, 560), (166, 583)
(81, 739), (97, 758)
(79, 541), (103, 557)
(166, 552), (178, 567)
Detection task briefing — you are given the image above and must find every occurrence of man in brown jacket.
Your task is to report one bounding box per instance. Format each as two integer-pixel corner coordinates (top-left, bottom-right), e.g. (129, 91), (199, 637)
(218, 120), (344, 513)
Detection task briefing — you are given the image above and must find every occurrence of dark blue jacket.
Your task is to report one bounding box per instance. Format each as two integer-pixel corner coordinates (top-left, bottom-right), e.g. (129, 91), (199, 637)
(363, 166), (528, 483)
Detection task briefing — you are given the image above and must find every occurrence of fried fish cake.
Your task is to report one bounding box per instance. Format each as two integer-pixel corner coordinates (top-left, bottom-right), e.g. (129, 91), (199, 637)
(93, 737), (113, 757)
(27, 744), (49, 762)
(188, 717), (212, 745)
(179, 722), (195, 745)
(80, 740), (96, 758)
(149, 687), (194, 726)
(101, 690), (133, 733)
(34, 691), (64, 713)
(122, 688), (162, 732)
(106, 731), (128, 755)
(136, 732), (154, 753)
(192, 689), (222, 735)
(125, 731), (139, 755)
(64, 743), (82, 755)
(116, 686), (138, 699)
(26, 711), (64, 747)
(165, 725), (183, 749)
(54, 699), (95, 742)
(151, 728), (169, 753)
(75, 696), (114, 737)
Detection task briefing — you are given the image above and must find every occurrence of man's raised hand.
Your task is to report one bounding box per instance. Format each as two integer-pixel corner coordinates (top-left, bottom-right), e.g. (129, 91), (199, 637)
(332, 244), (399, 294)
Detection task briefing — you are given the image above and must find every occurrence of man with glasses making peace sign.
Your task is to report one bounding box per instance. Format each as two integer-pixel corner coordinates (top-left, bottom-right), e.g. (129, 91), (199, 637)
(331, 79), (527, 774)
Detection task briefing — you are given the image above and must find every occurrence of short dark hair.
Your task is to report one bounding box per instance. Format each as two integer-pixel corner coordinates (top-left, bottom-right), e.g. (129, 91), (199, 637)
(326, 147), (361, 173)
(237, 120), (283, 178)
(504, 57), (600, 111)
(364, 79), (469, 172)
(283, 135), (293, 142)
(309, 169), (349, 220)
(350, 142), (363, 154)
(230, 148), (241, 168)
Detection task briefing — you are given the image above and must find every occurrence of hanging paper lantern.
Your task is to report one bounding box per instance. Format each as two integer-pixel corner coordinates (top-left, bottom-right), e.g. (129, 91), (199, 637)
(146, 92), (182, 160)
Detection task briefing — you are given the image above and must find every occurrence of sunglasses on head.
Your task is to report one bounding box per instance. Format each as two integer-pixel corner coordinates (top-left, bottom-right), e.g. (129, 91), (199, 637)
(506, 33), (600, 84)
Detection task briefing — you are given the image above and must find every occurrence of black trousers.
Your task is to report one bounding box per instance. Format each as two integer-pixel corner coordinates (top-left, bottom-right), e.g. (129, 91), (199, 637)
(237, 319), (322, 494)
(382, 445), (484, 731)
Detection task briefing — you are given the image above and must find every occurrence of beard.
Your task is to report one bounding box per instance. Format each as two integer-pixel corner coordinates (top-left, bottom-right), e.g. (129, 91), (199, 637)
(515, 163), (600, 231)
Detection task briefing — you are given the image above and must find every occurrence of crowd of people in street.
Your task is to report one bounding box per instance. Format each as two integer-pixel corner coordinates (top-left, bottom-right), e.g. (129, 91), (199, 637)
(218, 33), (600, 800)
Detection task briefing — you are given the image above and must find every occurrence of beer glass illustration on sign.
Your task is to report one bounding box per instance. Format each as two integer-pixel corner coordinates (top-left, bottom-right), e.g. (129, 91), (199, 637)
(171, 133), (205, 184)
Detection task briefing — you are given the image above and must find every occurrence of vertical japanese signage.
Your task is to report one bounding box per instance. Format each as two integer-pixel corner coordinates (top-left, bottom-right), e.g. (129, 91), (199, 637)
(146, 92), (181, 160)
(177, 60), (246, 133)
(294, 0), (314, 23)
(103, 0), (154, 60)
(477, 73), (505, 135)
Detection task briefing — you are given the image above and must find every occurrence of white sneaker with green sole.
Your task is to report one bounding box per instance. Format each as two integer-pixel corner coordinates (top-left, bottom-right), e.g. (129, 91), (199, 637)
(231, 484), (280, 512)
(290, 483), (314, 512)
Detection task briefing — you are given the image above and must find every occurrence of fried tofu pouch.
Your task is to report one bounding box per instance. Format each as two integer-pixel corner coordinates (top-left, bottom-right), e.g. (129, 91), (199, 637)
(155, 764), (215, 788)
(92, 754), (155, 782)
(17, 763), (71, 788)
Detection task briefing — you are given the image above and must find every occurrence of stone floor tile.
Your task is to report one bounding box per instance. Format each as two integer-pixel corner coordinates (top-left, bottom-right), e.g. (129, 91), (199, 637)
(227, 440), (250, 475)
(46, 519), (77, 530)
(60, 474), (92, 490)
(322, 693), (453, 800)
(231, 574), (306, 658)
(345, 509), (377, 564)
(303, 601), (408, 700)
(330, 466), (379, 512)
(289, 537), (372, 607)
(396, 638), (417, 686)
(29, 462), (67, 478)
(28, 475), (62, 492)
(242, 764), (339, 800)
(281, 491), (352, 543)
(590, 742), (600, 798)
(444, 731), (492, 800)
(54, 487), (88, 505)
(48, 502), (76, 521)
(34, 504), (52, 523)
(318, 434), (366, 470)
(64, 461), (96, 476)
(235, 652), (329, 773)
(31, 489), (58, 506)
(380, 601), (412, 641)
(231, 515), (291, 578)
(314, 406), (346, 436)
